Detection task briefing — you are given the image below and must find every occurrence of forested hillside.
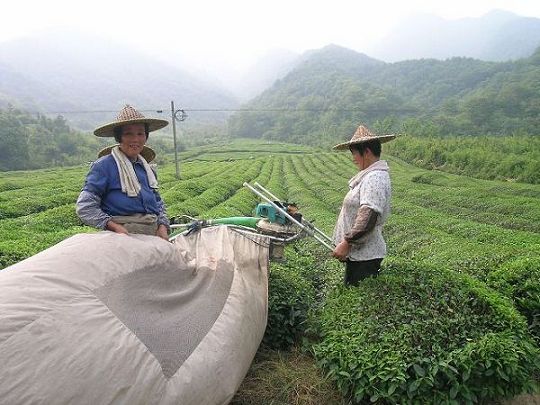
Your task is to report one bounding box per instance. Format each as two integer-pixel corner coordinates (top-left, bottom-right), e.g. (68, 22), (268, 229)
(385, 135), (540, 184)
(228, 45), (540, 142)
(0, 107), (174, 171)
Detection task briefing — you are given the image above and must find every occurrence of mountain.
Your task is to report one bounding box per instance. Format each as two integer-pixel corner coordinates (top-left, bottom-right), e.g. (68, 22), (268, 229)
(370, 10), (540, 62)
(233, 49), (300, 101)
(228, 44), (540, 143)
(0, 29), (239, 130)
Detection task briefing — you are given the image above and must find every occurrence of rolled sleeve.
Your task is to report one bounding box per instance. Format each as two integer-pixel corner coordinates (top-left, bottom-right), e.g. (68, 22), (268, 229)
(344, 205), (379, 243)
(76, 190), (111, 229)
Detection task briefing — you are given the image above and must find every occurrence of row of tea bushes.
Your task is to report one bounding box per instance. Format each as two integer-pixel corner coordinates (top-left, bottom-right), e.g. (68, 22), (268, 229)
(309, 258), (540, 404)
(166, 159), (264, 217)
(487, 257), (540, 344)
(2, 141), (539, 404)
(272, 152), (540, 403)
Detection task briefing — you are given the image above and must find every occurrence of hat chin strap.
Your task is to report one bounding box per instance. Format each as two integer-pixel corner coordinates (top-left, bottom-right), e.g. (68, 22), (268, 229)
(361, 151), (379, 170)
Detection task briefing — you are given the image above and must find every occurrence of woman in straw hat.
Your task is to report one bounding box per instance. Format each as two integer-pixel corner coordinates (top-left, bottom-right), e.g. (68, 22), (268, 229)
(76, 105), (171, 240)
(332, 125), (396, 286)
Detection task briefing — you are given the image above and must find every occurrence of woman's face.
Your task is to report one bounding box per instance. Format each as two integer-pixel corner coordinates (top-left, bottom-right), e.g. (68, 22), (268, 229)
(119, 124), (147, 159)
(351, 148), (365, 170)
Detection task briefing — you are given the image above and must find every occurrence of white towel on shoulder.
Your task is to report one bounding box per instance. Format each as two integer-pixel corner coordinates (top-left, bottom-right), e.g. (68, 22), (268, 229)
(111, 146), (158, 197)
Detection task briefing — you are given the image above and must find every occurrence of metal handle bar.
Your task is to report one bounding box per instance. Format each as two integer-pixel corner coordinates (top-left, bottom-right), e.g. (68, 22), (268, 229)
(244, 182), (335, 251)
(253, 182), (334, 244)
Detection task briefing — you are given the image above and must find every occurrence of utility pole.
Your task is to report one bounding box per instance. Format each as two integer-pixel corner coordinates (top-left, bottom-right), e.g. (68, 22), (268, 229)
(170, 101), (187, 179)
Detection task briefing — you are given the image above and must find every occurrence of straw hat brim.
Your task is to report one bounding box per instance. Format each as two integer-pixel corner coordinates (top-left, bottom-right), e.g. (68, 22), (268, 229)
(332, 134), (396, 151)
(94, 118), (169, 137)
(98, 144), (156, 163)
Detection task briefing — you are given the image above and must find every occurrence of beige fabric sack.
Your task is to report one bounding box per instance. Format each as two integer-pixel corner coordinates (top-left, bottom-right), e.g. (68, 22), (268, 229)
(0, 226), (269, 404)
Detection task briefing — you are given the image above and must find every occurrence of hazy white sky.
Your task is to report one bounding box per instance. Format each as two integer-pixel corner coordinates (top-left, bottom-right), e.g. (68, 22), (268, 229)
(2, 0), (540, 71)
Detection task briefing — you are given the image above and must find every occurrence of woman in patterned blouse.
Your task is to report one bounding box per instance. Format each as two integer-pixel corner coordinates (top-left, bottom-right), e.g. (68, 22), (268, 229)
(331, 125), (396, 286)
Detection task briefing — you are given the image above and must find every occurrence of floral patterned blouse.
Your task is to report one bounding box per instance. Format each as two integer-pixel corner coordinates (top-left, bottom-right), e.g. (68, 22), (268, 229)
(333, 160), (392, 261)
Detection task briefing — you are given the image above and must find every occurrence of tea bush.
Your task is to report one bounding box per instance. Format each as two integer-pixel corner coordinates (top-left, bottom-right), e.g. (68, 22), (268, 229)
(310, 258), (540, 404)
(264, 253), (316, 349)
(487, 257), (540, 343)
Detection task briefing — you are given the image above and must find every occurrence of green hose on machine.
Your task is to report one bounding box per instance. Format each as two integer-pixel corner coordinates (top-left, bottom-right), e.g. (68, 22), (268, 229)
(206, 217), (261, 228)
(170, 183), (336, 253)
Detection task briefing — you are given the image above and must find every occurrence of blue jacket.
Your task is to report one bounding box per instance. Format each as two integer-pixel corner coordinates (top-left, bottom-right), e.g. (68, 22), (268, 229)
(76, 155), (169, 230)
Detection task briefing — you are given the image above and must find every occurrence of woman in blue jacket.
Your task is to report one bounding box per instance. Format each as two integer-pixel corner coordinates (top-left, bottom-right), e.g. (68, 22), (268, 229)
(76, 105), (170, 240)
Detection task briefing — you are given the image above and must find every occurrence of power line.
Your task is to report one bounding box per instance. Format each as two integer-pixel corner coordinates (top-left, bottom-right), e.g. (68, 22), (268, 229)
(31, 109), (164, 114)
(183, 108), (419, 112)
(30, 107), (420, 114)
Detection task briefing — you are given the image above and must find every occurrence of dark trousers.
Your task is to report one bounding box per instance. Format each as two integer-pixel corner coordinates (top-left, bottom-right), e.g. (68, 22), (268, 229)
(345, 258), (383, 286)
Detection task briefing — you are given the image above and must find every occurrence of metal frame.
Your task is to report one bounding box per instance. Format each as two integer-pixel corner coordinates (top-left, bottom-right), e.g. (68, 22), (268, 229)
(168, 184), (336, 252)
(170, 221), (304, 243)
(253, 182), (334, 244)
(244, 182), (335, 251)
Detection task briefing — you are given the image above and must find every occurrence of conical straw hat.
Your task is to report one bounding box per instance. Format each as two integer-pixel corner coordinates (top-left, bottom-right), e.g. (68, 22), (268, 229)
(98, 144), (156, 163)
(332, 125), (396, 150)
(94, 105), (169, 137)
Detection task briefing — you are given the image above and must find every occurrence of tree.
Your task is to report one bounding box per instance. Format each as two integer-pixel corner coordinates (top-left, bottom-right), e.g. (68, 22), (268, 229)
(0, 117), (30, 170)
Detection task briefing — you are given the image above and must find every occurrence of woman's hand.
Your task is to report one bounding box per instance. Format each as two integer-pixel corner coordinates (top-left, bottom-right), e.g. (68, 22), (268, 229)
(106, 220), (129, 235)
(332, 240), (350, 261)
(156, 224), (169, 241)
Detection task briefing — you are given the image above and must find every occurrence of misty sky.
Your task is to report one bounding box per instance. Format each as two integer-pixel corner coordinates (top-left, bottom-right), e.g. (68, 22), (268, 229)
(2, 0), (540, 73)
